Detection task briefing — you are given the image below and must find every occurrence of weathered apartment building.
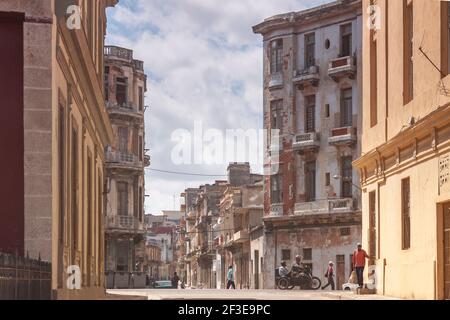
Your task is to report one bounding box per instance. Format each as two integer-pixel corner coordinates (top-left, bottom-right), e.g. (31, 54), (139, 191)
(353, 0), (450, 300)
(216, 165), (264, 289)
(180, 163), (263, 289)
(145, 212), (182, 281)
(103, 45), (149, 288)
(0, 0), (118, 299)
(253, 0), (363, 289)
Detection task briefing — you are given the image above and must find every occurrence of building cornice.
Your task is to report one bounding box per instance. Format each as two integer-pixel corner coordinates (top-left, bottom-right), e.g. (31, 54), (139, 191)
(252, 0), (361, 35)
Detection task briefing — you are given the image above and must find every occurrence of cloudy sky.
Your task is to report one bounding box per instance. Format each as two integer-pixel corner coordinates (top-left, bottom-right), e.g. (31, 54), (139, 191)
(106, 0), (327, 214)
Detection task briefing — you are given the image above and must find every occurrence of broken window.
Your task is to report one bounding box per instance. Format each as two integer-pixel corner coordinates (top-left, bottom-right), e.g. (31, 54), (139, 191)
(340, 23), (352, 57)
(116, 77), (128, 107)
(270, 39), (283, 74)
(305, 33), (315, 68)
(305, 95), (316, 133)
(340, 88), (353, 127)
(341, 156), (353, 198)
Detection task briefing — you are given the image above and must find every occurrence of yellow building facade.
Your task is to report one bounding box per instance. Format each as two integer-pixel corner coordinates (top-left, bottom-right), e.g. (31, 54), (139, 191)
(0, 0), (117, 299)
(355, 0), (450, 300)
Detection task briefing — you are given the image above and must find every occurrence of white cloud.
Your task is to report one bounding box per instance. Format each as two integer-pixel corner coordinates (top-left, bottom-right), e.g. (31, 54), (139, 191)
(106, 0), (328, 213)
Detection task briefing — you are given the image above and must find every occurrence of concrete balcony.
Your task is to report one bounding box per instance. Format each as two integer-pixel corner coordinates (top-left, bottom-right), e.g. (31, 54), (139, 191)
(233, 230), (249, 243)
(294, 198), (354, 216)
(293, 66), (320, 90)
(328, 56), (357, 81)
(328, 126), (357, 147)
(106, 101), (144, 120)
(106, 151), (143, 170)
(293, 132), (320, 154)
(105, 215), (144, 234)
(270, 203), (283, 217)
(105, 45), (133, 61)
(144, 155), (151, 167)
(268, 72), (283, 90)
(105, 46), (144, 72)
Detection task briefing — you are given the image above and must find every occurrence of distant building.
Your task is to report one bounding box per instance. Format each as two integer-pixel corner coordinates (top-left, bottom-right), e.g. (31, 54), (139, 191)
(103, 45), (149, 284)
(253, 0), (362, 289)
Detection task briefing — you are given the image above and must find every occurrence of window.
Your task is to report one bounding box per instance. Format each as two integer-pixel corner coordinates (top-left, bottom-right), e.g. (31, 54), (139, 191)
(58, 106), (65, 245)
(117, 182), (129, 216)
(139, 187), (143, 222)
(303, 248), (312, 260)
(370, 31), (378, 127)
(401, 178), (411, 250)
(305, 33), (315, 68)
(340, 88), (353, 127)
(270, 39), (283, 74)
(305, 161), (316, 202)
(441, 2), (450, 76)
(118, 127), (128, 153)
(138, 86), (144, 111)
(305, 95), (316, 133)
(369, 191), (377, 258)
(341, 156), (353, 198)
(116, 77), (128, 107)
(340, 24), (352, 57)
(71, 127), (78, 263)
(104, 66), (109, 102)
(139, 136), (143, 161)
(325, 104), (330, 118)
(403, 0), (414, 104)
(325, 173), (331, 187)
(270, 100), (283, 132)
(282, 249), (291, 261)
(271, 167), (283, 204)
(340, 228), (351, 236)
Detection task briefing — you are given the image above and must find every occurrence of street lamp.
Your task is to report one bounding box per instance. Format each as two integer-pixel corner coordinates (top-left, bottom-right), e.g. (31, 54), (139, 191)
(333, 175), (362, 192)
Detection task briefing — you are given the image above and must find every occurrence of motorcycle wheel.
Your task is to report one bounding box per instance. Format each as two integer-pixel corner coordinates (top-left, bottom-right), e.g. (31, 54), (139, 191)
(277, 277), (290, 290)
(310, 277), (321, 290)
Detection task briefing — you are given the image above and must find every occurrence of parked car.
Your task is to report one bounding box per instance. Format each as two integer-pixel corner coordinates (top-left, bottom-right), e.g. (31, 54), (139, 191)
(153, 280), (173, 289)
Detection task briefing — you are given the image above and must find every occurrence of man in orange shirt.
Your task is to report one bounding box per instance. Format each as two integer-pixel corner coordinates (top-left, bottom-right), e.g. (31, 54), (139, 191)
(352, 243), (369, 288)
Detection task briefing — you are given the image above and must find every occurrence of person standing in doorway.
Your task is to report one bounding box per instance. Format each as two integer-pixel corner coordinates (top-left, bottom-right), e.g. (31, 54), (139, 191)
(227, 266), (236, 289)
(352, 243), (370, 288)
(171, 272), (180, 289)
(321, 261), (335, 290)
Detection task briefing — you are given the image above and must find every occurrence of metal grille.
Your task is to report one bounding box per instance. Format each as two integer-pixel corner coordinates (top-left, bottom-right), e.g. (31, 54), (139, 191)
(0, 253), (51, 300)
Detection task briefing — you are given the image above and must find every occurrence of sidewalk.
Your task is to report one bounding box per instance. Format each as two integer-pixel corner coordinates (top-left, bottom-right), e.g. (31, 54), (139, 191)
(320, 291), (402, 300)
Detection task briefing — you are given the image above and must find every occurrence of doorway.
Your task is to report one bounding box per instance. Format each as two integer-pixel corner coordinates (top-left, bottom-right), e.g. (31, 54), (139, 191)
(336, 255), (345, 290)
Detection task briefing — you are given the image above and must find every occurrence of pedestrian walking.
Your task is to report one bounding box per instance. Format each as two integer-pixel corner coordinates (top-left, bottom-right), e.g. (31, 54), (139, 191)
(352, 243), (370, 288)
(226, 266), (236, 289)
(321, 261), (335, 290)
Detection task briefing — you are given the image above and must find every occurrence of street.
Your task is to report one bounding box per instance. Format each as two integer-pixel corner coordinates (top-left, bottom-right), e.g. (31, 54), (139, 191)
(106, 289), (399, 301)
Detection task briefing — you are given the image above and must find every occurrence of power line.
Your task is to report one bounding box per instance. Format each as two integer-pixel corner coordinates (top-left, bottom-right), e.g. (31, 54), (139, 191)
(146, 168), (228, 177)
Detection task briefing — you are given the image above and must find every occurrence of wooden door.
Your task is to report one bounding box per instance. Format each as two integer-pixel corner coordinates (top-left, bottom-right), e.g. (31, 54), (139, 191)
(336, 255), (345, 290)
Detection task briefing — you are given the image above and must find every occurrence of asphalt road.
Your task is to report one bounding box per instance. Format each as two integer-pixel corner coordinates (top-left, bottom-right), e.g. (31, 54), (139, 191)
(106, 288), (399, 300)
